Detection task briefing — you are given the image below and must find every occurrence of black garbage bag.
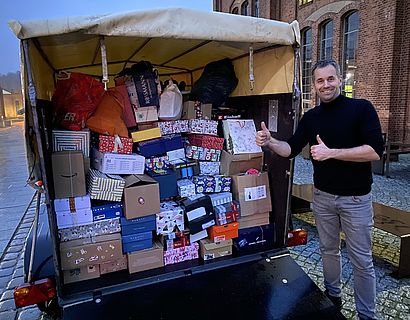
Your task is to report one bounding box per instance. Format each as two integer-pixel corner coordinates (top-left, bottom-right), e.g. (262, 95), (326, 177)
(190, 58), (238, 106)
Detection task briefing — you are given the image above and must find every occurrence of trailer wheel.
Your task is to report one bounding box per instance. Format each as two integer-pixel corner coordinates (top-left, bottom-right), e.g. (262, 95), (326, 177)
(37, 298), (61, 319)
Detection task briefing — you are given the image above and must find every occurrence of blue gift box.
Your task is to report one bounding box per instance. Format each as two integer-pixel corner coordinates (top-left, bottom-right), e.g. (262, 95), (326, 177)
(137, 134), (184, 157)
(120, 215), (156, 235)
(147, 170), (178, 200)
(121, 230), (153, 253)
(233, 224), (274, 255)
(92, 203), (123, 221)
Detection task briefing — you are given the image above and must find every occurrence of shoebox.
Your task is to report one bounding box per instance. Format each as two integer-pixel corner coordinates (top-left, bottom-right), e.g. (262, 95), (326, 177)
(171, 159), (199, 180)
(63, 264), (100, 284)
(189, 229), (209, 243)
(182, 101), (212, 120)
(91, 133), (133, 155)
(158, 120), (189, 135)
(222, 119), (262, 154)
(231, 172), (272, 216)
(238, 212), (270, 229)
(91, 148), (145, 175)
(60, 233), (123, 270)
(185, 145), (221, 162)
(232, 224), (274, 255)
(188, 119), (218, 135)
(120, 215), (156, 236)
(145, 155), (171, 172)
(123, 174), (160, 219)
(54, 195), (93, 229)
(208, 192), (233, 206)
(131, 127), (162, 143)
(188, 134), (224, 150)
(166, 148), (186, 162)
(208, 222), (239, 242)
(58, 218), (121, 242)
(88, 169), (125, 202)
(199, 161), (220, 175)
(199, 238), (232, 261)
(99, 255), (128, 275)
(137, 134), (183, 158)
(191, 175), (231, 193)
(214, 201), (240, 226)
(134, 106), (158, 124)
(181, 196), (215, 235)
(163, 242), (199, 266)
(147, 170), (178, 200)
(52, 129), (90, 158)
(156, 201), (184, 235)
(91, 202), (123, 222)
(177, 179), (196, 198)
(220, 150), (264, 175)
(159, 229), (190, 250)
(121, 231), (153, 254)
(52, 151), (86, 199)
(127, 241), (164, 274)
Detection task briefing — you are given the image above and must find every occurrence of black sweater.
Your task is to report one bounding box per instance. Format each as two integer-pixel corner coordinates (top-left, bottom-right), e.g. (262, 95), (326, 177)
(287, 94), (384, 196)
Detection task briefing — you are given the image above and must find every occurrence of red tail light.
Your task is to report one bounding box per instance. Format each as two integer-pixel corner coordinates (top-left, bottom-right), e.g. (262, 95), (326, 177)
(14, 278), (56, 308)
(287, 228), (308, 246)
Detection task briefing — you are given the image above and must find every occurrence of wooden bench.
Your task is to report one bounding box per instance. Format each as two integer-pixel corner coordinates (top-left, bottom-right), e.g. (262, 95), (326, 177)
(385, 142), (410, 178)
(291, 183), (410, 278)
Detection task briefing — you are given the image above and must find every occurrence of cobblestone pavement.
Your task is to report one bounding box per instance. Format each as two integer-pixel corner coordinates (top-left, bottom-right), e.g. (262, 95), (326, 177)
(290, 154), (410, 320)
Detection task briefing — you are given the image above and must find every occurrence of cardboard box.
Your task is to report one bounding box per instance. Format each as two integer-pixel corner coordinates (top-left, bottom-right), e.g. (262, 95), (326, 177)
(157, 201), (184, 235)
(208, 222), (239, 242)
(100, 255), (128, 275)
(238, 212), (270, 229)
(58, 218), (121, 242)
(147, 170), (178, 200)
(127, 241), (164, 273)
(91, 148), (145, 175)
(52, 151), (86, 199)
(182, 101), (212, 120)
(123, 174), (160, 219)
(233, 224), (274, 255)
(220, 150), (264, 175)
(231, 172), (272, 216)
(135, 106), (158, 123)
(92, 202), (123, 222)
(131, 127), (162, 142)
(63, 264), (100, 284)
(164, 242), (199, 266)
(120, 215), (156, 235)
(199, 238), (232, 261)
(60, 233), (123, 270)
(54, 195), (93, 229)
(88, 169), (125, 202)
(52, 129), (90, 157)
(122, 231), (153, 253)
(222, 119), (262, 154)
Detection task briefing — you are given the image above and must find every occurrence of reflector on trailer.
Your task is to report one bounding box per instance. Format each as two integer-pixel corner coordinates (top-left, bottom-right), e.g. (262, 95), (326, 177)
(14, 278), (56, 308)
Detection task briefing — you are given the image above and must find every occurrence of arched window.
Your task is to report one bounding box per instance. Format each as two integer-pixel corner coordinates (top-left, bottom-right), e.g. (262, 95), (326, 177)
(241, 1), (249, 16)
(253, 0), (260, 17)
(232, 7), (239, 14)
(301, 28), (313, 110)
(320, 20), (333, 60)
(342, 11), (359, 98)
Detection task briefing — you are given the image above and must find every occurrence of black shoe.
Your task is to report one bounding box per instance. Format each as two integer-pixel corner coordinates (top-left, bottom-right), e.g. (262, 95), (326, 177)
(324, 289), (342, 309)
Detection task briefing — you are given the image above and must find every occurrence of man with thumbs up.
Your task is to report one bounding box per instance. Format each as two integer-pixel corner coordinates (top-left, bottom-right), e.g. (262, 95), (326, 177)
(256, 60), (383, 320)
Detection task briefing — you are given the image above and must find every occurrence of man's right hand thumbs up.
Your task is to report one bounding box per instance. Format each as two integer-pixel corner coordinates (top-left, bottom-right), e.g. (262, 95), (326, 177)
(256, 121), (271, 147)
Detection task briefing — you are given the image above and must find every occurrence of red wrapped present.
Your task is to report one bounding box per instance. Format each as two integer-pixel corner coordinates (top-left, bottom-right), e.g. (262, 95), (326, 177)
(188, 134), (224, 150)
(99, 134), (133, 154)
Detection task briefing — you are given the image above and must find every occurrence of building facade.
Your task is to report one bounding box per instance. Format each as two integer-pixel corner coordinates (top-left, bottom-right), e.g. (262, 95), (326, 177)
(214, 0), (410, 144)
(0, 88), (24, 119)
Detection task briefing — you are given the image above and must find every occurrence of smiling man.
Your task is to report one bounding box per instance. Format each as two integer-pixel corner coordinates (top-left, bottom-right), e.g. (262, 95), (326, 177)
(256, 59), (384, 320)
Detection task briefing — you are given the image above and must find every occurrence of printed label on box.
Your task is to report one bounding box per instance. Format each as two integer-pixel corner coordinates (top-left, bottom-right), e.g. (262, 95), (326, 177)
(186, 207), (206, 221)
(244, 185), (267, 202)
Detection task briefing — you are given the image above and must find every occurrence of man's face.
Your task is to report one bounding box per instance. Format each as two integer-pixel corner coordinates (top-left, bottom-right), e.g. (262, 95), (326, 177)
(313, 65), (342, 103)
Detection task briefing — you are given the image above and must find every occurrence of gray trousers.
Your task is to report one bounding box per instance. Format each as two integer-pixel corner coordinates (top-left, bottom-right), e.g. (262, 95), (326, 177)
(312, 187), (376, 320)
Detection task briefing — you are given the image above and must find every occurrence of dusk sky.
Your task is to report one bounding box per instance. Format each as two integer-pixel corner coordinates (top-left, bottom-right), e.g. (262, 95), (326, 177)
(0, 0), (213, 74)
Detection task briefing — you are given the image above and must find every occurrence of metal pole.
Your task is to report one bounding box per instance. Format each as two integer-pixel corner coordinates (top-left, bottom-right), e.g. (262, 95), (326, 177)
(27, 190), (41, 283)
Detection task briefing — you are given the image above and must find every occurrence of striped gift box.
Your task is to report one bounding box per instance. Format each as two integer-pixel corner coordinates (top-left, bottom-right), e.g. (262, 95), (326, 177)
(52, 129), (90, 157)
(88, 169), (125, 202)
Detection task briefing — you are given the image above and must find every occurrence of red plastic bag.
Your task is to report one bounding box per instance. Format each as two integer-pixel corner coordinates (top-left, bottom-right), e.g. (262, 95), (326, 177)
(52, 72), (105, 131)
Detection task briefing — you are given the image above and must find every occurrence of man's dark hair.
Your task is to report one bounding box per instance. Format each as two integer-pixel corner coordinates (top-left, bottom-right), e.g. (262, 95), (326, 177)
(311, 59), (342, 80)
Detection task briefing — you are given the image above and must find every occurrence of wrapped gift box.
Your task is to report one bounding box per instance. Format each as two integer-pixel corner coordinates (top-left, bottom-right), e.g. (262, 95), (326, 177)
(164, 242), (199, 266)
(182, 101), (212, 120)
(58, 217), (121, 242)
(220, 150), (264, 175)
(60, 233), (123, 270)
(131, 127), (162, 143)
(199, 238), (232, 261)
(233, 224), (274, 255)
(199, 161), (220, 175)
(159, 229), (190, 250)
(127, 241), (164, 273)
(156, 201), (184, 235)
(145, 155), (171, 172)
(208, 192), (233, 206)
(135, 106), (158, 123)
(91, 149), (145, 175)
(91, 133), (133, 155)
(191, 175), (231, 194)
(171, 159), (199, 180)
(158, 120), (189, 135)
(147, 170), (178, 200)
(91, 202), (123, 222)
(88, 169), (125, 202)
(99, 255), (128, 275)
(122, 231), (153, 253)
(120, 215), (156, 235)
(177, 179), (196, 198)
(214, 201), (241, 226)
(208, 222), (239, 242)
(54, 195), (93, 229)
(137, 134), (183, 158)
(188, 119), (218, 135)
(63, 264), (100, 284)
(52, 129), (90, 157)
(223, 119), (262, 154)
(188, 134), (224, 150)
(166, 148), (186, 162)
(185, 145), (221, 162)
